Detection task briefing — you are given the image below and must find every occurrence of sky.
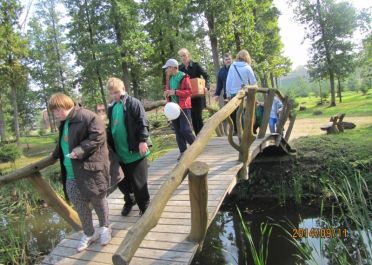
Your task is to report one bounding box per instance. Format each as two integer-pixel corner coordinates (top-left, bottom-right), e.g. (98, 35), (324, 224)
(273, 0), (372, 70)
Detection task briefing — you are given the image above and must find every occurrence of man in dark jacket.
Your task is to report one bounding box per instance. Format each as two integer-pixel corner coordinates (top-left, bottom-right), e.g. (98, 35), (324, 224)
(106, 77), (151, 216)
(178, 48), (210, 135)
(214, 53), (232, 101)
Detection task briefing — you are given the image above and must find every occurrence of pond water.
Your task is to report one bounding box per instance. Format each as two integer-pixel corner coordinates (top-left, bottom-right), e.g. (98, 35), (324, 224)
(191, 201), (371, 265)
(3, 200), (370, 264)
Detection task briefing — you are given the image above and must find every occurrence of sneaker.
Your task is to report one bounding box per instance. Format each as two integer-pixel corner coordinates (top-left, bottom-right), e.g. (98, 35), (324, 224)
(121, 202), (134, 216)
(100, 226), (112, 246)
(76, 231), (99, 252)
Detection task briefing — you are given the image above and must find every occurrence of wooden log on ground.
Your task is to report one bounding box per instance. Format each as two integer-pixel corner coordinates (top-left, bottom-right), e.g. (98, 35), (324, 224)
(188, 161), (209, 252)
(28, 172), (82, 230)
(143, 100), (166, 111)
(112, 89), (247, 265)
(0, 155), (56, 185)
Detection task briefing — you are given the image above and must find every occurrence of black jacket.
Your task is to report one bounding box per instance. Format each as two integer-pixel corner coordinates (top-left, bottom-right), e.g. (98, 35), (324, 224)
(107, 94), (150, 153)
(179, 60), (210, 109)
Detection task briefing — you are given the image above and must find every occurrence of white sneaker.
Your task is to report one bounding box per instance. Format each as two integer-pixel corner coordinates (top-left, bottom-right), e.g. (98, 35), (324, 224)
(100, 226), (112, 246)
(76, 230), (99, 252)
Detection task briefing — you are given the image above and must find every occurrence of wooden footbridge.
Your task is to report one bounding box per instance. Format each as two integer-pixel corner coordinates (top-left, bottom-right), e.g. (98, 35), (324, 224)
(0, 86), (296, 265)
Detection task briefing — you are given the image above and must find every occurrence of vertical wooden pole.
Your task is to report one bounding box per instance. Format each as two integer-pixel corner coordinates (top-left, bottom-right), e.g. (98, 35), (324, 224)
(285, 113), (296, 141)
(276, 96), (290, 135)
(188, 161), (209, 252)
(238, 88), (256, 180)
(258, 89), (274, 138)
(28, 172), (82, 231)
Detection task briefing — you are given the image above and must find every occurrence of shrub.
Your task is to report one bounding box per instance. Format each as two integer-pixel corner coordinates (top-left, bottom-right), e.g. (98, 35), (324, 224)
(0, 144), (22, 163)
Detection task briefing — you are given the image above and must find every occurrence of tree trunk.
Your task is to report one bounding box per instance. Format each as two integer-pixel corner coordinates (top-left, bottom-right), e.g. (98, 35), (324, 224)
(270, 72), (275, 88)
(318, 80), (323, 104)
(329, 69), (336, 106)
(11, 83), (20, 145)
(130, 68), (140, 99)
(51, 7), (66, 93)
(83, 0), (107, 108)
(0, 103), (5, 141)
(205, 10), (220, 76)
(233, 26), (241, 52)
(316, 0), (336, 106)
(111, 8), (131, 94)
(337, 77), (342, 103)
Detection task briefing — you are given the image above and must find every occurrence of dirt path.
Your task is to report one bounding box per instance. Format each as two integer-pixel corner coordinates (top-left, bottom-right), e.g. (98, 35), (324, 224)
(289, 116), (372, 141)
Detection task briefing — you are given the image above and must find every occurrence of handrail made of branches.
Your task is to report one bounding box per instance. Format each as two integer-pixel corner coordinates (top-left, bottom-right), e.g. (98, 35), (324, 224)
(0, 155), (82, 230)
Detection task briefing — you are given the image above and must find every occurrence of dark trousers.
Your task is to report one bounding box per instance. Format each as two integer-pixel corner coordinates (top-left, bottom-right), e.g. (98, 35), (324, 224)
(191, 97), (206, 135)
(117, 157), (150, 211)
(172, 108), (195, 153)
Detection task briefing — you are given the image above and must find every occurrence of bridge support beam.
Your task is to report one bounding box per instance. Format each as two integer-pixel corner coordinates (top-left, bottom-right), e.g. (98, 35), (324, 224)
(188, 161), (209, 252)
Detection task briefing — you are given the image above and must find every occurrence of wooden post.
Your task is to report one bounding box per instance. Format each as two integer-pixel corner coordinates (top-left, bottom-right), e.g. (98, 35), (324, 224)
(188, 161), (209, 251)
(258, 89), (274, 138)
(238, 87), (256, 180)
(285, 113), (296, 141)
(276, 96), (289, 135)
(28, 172), (82, 231)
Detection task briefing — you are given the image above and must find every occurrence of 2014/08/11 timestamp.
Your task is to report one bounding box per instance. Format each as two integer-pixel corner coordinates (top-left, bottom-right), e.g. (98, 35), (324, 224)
(292, 228), (348, 238)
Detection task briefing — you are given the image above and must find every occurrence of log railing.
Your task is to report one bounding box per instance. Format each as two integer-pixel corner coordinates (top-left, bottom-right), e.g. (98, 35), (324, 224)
(0, 86), (295, 265)
(0, 155), (82, 230)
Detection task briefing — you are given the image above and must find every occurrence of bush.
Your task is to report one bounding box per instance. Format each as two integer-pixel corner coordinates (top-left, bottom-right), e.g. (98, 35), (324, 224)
(0, 143), (22, 163)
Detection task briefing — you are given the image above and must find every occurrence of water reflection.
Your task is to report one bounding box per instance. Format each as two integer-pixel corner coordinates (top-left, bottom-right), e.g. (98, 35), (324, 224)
(3, 208), (72, 259)
(191, 202), (370, 265)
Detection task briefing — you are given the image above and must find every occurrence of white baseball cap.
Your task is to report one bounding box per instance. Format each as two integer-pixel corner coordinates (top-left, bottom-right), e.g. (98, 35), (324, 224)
(162, 59), (179, 69)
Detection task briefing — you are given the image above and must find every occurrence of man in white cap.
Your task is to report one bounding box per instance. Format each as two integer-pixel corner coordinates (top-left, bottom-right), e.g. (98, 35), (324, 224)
(162, 59), (195, 161)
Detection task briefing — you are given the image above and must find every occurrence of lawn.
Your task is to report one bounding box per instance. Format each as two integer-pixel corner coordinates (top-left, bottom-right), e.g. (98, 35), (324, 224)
(295, 90), (372, 119)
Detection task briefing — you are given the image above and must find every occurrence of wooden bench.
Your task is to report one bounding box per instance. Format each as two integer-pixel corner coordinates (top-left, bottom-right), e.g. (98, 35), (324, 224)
(320, 113), (345, 134)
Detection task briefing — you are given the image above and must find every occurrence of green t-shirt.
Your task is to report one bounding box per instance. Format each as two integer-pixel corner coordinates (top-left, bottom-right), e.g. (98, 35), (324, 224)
(169, 71), (185, 103)
(61, 120), (75, 180)
(111, 102), (150, 164)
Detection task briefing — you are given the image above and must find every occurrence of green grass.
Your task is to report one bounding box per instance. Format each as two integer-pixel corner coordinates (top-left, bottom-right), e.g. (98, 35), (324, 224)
(295, 91), (372, 119)
(0, 135), (57, 175)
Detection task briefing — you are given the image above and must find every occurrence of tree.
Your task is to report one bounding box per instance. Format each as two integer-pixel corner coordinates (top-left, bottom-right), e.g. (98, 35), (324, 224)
(291, 0), (364, 106)
(64, 0), (119, 108)
(0, 0), (28, 144)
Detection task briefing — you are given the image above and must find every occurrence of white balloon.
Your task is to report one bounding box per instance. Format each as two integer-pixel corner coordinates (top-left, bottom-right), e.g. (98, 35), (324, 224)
(164, 102), (181, 120)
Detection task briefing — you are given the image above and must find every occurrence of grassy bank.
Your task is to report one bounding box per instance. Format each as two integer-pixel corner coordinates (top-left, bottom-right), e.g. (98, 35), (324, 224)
(238, 124), (372, 204)
(295, 91), (372, 119)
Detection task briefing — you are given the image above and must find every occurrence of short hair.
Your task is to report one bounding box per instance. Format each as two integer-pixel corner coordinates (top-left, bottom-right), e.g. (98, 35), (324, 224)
(48, 93), (75, 111)
(236, 50), (252, 65)
(107, 77), (125, 92)
(223, 53), (231, 58)
(178, 48), (190, 57)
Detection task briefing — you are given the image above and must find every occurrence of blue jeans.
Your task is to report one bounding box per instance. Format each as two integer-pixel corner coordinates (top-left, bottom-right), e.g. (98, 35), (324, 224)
(269, 117), (277, 133)
(172, 109), (195, 153)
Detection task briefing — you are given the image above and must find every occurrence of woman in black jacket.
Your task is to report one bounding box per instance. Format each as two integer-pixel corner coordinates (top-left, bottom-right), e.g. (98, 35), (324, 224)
(178, 48), (210, 135)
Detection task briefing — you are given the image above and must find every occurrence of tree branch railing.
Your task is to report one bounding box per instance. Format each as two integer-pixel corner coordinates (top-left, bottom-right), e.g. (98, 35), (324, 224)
(0, 86), (295, 265)
(0, 155), (82, 230)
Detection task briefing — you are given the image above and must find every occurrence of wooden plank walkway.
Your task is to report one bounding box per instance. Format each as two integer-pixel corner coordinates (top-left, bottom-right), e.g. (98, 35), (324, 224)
(41, 135), (273, 265)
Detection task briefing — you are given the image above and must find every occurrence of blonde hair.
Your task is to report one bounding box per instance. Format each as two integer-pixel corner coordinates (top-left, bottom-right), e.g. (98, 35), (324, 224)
(178, 48), (190, 58)
(236, 49), (252, 65)
(48, 93), (75, 111)
(107, 77), (125, 92)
